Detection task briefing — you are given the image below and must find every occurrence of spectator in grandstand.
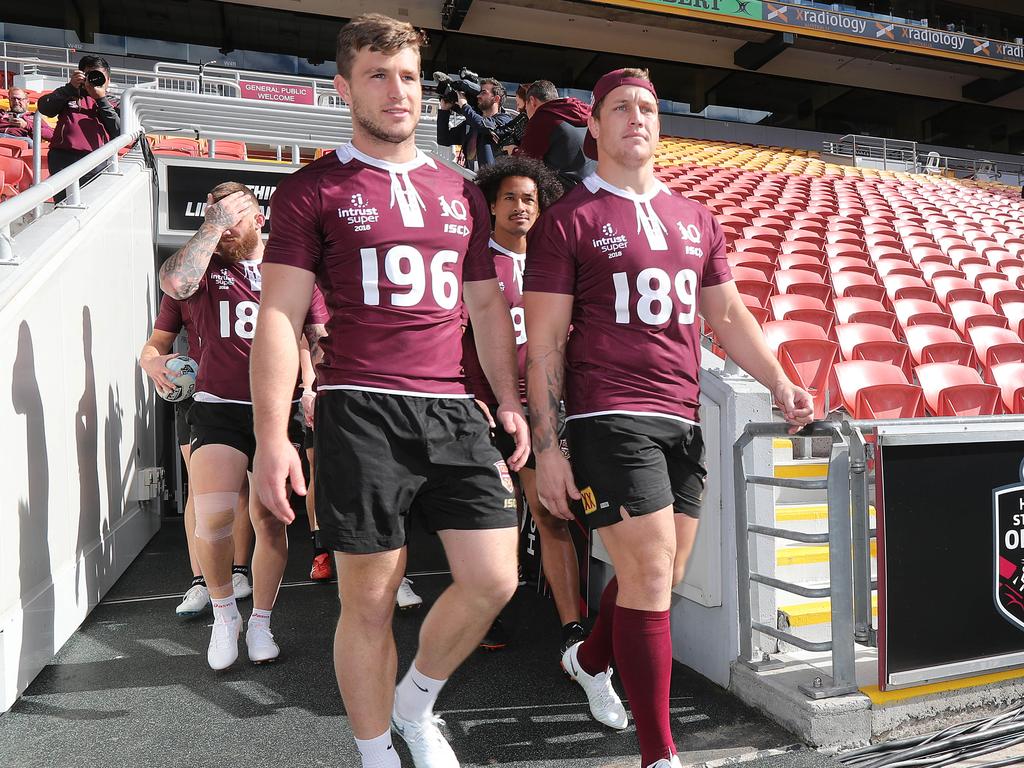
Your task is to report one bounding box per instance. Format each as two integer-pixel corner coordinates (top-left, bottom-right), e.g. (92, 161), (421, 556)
(525, 67), (813, 768)
(465, 155), (587, 656)
(37, 55), (120, 197)
(436, 76), (515, 170)
(514, 79), (595, 190)
(252, 13), (526, 768)
(138, 294), (255, 618)
(0, 88), (53, 147)
(158, 181), (327, 671)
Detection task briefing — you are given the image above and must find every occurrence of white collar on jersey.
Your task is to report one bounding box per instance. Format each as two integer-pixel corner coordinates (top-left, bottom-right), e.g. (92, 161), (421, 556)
(488, 238), (526, 260)
(582, 173), (670, 202)
(335, 142), (437, 173)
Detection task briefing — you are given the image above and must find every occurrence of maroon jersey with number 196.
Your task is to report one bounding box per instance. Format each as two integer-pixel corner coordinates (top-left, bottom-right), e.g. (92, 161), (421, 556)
(463, 239), (527, 405)
(262, 143), (496, 398)
(523, 173), (732, 424)
(186, 257), (327, 404)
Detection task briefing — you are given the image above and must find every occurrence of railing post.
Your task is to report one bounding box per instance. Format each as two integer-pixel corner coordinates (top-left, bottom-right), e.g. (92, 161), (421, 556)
(734, 432), (755, 664)
(848, 428), (874, 646)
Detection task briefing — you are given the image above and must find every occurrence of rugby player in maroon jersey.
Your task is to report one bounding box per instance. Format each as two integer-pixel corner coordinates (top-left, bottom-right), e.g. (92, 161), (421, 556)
(139, 294), (255, 618)
(524, 68), (813, 768)
(159, 182), (326, 672)
(251, 14), (528, 768)
(463, 156), (588, 655)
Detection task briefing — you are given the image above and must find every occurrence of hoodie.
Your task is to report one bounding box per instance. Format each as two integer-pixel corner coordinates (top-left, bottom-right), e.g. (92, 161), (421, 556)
(515, 97), (590, 160)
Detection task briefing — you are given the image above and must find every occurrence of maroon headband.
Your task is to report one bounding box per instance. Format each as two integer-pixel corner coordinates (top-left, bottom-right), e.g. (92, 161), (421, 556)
(584, 69), (659, 160)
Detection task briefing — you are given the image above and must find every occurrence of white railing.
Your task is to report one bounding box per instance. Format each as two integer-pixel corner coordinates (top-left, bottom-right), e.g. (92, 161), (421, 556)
(0, 131), (145, 264)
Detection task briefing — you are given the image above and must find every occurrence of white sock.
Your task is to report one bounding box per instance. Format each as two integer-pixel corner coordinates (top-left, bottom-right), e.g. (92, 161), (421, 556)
(394, 662), (447, 723)
(354, 730), (400, 768)
(211, 594), (239, 625)
(248, 608), (272, 630)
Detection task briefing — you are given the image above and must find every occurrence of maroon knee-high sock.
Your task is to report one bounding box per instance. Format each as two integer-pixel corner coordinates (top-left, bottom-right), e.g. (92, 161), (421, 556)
(613, 606), (675, 766)
(576, 576), (618, 675)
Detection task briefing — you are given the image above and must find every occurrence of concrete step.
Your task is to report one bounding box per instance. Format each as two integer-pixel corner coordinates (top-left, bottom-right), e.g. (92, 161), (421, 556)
(777, 592), (878, 646)
(774, 502), (876, 535)
(773, 459), (829, 505)
(772, 437), (793, 464)
(775, 540), (877, 585)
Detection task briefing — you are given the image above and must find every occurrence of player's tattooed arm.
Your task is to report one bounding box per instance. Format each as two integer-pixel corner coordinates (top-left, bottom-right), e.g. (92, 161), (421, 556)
(527, 342), (565, 454)
(160, 191), (256, 300)
(302, 323), (327, 364)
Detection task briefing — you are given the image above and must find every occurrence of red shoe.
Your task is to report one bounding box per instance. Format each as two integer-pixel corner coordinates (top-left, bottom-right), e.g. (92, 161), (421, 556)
(310, 552), (334, 582)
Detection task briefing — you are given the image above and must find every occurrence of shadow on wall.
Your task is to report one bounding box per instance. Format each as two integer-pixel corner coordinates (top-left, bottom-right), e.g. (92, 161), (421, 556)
(12, 321), (53, 694)
(75, 306), (109, 612)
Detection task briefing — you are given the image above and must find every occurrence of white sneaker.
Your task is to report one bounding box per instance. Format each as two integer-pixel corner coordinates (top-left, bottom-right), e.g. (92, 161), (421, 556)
(176, 584), (210, 617)
(246, 623), (280, 664)
(232, 571), (252, 600)
(561, 641), (629, 730)
(391, 705), (460, 768)
(396, 577), (423, 610)
(646, 756), (682, 768)
(207, 617), (241, 671)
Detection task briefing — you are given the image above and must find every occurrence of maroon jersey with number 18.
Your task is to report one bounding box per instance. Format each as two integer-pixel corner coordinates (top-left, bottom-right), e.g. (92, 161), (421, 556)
(262, 143), (497, 398)
(186, 257), (327, 404)
(523, 173), (732, 424)
(154, 293), (203, 363)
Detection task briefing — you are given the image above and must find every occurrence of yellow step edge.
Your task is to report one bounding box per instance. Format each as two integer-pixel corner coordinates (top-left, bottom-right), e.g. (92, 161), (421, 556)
(862, 667), (1024, 706)
(772, 438), (792, 450)
(774, 462), (828, 479)
(780, 595), (878, 627)
(777, 540), (877, 566)
(776, 504), (877, 522)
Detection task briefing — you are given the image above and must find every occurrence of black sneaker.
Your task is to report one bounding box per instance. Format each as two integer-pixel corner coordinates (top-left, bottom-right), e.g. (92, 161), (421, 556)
(480, 616), (511, 651)
(559, 621), (588, 657)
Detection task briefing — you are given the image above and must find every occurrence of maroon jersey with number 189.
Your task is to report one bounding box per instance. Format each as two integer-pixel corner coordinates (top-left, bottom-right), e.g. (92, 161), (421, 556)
(523, 173), (732, 424)
(262, 143), (497, 398)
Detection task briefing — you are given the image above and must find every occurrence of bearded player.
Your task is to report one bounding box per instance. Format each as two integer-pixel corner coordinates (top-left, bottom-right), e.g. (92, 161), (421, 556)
(524, 68), (813, 768)
(160, 181), (326, 671)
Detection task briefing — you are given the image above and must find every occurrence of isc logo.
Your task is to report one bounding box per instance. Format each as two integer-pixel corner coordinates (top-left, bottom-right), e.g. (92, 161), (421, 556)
(444, 223), (470, 237)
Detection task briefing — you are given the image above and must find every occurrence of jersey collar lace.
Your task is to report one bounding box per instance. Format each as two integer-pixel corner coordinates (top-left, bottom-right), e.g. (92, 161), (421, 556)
(583, 173), (672, 252)
(488, 238), (526, 291)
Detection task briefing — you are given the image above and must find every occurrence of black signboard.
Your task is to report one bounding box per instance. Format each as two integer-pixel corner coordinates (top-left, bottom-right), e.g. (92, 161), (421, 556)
(164, 163), (293, 234)
(877, 439), (1024, 689)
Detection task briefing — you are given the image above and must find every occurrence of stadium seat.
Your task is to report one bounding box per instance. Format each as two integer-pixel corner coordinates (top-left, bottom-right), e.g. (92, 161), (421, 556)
(1002, 303), (1024, 338)
(893, 298), (954, 334)
(990, 362), (1024, 414)
(778, 253), (828, 278)
(835, 323), (912, 378)
(768, 294), (834, 337)
(931, 276), (984, 308)
(949, 300), (1009, 335)
(832, 360), (925, 419)
(824, 243), (868, 260)
(734, 239), (779, 258)
(908, 245), (950, 267)
(828, 256), (876, 277)
(882, 274), (935, 304)
(920, 262), (964, 284)
(0, 137), (25, 158)
(963, 263), (1002, 286)
(740, 293), (770, 325)
(967, 326), (1024, 374)
(779, 241), (823, 257)
(212, 140), (247, 160)
(0, 156), (28, 198)
(915, 362), (1000, 417)
(761, 320), (838, 418)
(732, 266), (774, 306)
(905, 325), (976, 367)
(834, 296), (897, 331)
(978, 278), (1024, 312)
(875, 259), (921, 279)
(775, 269), (833, 305)
(832, 272), (885, 302)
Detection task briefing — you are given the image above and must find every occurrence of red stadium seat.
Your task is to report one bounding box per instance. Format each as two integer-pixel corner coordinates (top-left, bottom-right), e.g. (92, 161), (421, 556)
(835, 323), (912, 378)
(732, 266), (774, 307)
(734, 239), (779, 258)
(931, 276), (984, 308)
(990, 362), (1024, 414)
(875, 259), (921, 279)
(979, 278), (1024, 313)
(740, 293), (770, 325)
(832, 361), (925, 419)
(963, 263), (1002, 286)
(905, 325), (976, 367)
(882, 274), (935, 304)
(780, 241), (824, 257)
(832, 272), (885, 302)
(825, 243), (868, 260)
(761, 320), (838, 418)
(1002, 302), (1024, 337)
(893, 298), (953, 334)
(908, 245), (950, 267)
(915, 363), (1000, 417)
(834, 297), (897, 331)
(775, 269), (833, 305)
(743, 227), (784, 247)
(779, 253), (829, 278)
(768, 294), (835, 337)
(967, 326), (1024, 374)
(949, 300), (1009, 335)
(0, 137), (25, 158)
(920, 262), (964, 285)
(828, 256), (876, 277)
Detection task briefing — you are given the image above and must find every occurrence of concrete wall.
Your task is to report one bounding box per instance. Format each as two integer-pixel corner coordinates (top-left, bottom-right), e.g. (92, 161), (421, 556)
(0, 162), (161, 711)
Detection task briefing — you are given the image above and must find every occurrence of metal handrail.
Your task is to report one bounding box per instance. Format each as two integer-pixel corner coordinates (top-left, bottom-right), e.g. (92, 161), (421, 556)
(0, 131), (144, 263)
(734, 420), (859, 699)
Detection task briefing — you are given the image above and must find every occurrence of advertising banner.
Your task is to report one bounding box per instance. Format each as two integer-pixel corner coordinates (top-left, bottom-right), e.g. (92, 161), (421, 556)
(239, 80), (315, 105)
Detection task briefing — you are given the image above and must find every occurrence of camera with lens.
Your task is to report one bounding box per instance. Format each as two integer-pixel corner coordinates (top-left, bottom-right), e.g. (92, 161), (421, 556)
(433, 67), (481, 104)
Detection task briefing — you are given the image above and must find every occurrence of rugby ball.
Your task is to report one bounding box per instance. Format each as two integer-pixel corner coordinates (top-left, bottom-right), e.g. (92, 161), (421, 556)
(159, 355), (198, 402)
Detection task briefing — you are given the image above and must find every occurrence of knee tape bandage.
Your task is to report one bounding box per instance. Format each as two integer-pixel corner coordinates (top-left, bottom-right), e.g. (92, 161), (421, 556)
(193, 491), (238, 541)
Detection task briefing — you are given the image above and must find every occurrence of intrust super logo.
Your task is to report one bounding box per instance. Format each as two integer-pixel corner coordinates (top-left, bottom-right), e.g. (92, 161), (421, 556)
(338, 192), (379, 231)
(592, 223), (629, 259)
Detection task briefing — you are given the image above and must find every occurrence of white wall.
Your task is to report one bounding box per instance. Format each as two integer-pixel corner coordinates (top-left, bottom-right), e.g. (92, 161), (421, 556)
(0, 163), (161, 711)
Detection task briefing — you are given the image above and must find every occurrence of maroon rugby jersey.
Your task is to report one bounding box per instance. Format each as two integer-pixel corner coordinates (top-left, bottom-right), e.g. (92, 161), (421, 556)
(523, 174), (732, 423)
(187, 257), (328, 403)
(463, 240), (527, 405)
(154, 294), (203, 363)
(262, 143), (496, 398)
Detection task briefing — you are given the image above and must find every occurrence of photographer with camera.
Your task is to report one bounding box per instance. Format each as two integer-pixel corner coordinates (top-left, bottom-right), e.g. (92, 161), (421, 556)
(435, 70), (514, 170)
(514, 79), (595, 191)
(38, 55), (120, 195)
